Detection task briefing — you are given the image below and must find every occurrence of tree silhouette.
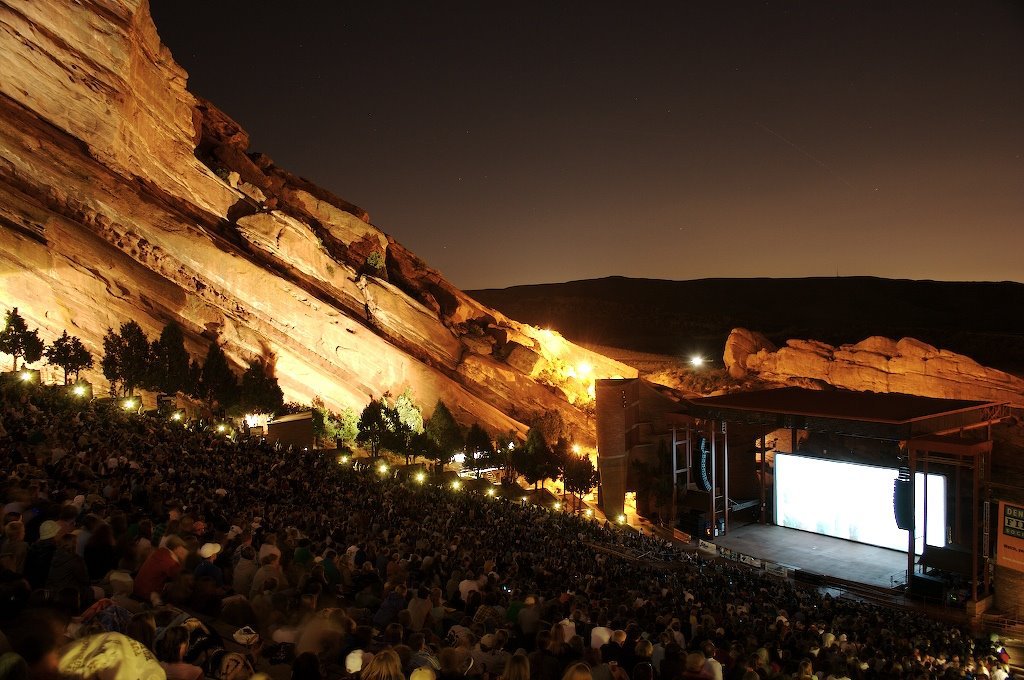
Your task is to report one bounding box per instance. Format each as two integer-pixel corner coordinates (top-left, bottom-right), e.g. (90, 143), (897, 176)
(519, 426), (551, 489)
(100, 321), (151, 395)
(44, 331), (93, 384)
(200, 341), (237, 409)
(356, 397), (395, 459)
(464, 423), (495, 478)
(561, 455), (600, 512)
(238, 358), (284, 414)
(0, 308), (44, 371)
(424, 400), (464, 468)
(149, 322), (191, 394)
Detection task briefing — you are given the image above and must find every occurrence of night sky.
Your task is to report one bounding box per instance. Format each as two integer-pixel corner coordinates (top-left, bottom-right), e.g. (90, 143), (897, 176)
(150, 1), (1024, 290)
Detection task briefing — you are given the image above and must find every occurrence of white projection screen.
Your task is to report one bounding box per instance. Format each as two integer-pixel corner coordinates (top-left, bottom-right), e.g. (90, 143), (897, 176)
(774, 454), (946, 553)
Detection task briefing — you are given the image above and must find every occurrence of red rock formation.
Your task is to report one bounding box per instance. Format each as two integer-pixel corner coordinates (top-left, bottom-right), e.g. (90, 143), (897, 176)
(724, 328), (1024, 406)
(0, 0), (636, 440)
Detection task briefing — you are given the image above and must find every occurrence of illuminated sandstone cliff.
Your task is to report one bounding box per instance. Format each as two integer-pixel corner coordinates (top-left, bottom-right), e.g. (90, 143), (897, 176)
(0, 0), (635, 438)
(724, 328), (1024, 407)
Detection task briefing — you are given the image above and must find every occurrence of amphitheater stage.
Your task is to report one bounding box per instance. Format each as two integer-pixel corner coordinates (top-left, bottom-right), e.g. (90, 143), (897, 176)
(712, 523), (907, 589)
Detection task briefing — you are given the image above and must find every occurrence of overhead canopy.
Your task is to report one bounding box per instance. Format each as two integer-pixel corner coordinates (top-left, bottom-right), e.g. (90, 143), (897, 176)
(686, 387), (1002, 440)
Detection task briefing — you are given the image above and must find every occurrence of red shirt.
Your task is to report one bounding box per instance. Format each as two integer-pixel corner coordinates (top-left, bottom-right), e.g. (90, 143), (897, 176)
(133, 547), (182, 599)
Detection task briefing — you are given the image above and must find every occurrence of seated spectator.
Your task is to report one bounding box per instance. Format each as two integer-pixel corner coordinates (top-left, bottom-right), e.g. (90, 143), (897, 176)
(155, 625), (203, 680)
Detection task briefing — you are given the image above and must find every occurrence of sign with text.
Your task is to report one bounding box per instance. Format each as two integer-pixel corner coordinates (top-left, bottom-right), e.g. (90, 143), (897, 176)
(996, 501), (1024, 572)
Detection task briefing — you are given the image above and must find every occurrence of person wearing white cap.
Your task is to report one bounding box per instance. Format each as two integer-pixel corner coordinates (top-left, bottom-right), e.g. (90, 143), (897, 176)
(24, 520), (61, 590)
(195, 542), (225, 587)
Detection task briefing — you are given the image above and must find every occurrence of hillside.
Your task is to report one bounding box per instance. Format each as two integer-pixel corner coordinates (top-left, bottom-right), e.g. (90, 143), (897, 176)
(0, 0), (635, 442)
(471, 277), (1024, 374)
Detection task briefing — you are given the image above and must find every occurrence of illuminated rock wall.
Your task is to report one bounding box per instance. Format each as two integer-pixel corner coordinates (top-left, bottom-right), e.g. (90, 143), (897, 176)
(724, 328), (1024, 407)
(0, 0), (636, 440)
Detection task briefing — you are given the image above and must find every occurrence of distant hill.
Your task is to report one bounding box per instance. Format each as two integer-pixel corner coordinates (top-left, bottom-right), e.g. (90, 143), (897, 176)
(470, 277), (1024, 373)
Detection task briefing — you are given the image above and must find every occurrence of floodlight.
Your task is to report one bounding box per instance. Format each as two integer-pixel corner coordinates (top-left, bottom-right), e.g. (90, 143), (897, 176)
(72, 385), (86, 397)
(554, 502), (561, 510)
(617, 514), (627, 524)
(451, 480), (462, 490)
(19, 371), (32, 383)
(415, 472), (426, 483)
(690, 355), (705, 368)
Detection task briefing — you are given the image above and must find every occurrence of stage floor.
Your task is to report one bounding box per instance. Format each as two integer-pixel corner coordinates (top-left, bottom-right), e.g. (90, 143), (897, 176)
(713, 523), (908, 588)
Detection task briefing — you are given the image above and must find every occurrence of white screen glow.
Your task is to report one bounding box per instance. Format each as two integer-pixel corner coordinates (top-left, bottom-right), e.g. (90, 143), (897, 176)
(774, 454), (946, 553)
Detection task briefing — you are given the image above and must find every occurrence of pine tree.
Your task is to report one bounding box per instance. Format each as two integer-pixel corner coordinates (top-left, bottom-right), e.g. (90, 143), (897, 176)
(149, 322), (191, 394)
(238, 358), (284, 414)
(0, 308), (44, 371)
(200, 342), (237, 408)
(44, 331), (93, 384)
(114, 321), (152, 396)
(424, 400), (464, 467)
(101, 328), (124, 395)
(464, 423), (496, 478)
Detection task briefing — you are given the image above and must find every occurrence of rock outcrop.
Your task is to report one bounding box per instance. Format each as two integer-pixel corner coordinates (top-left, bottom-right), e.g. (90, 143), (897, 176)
(0, 0), (636, 441)
(724, 328), (1024, 407)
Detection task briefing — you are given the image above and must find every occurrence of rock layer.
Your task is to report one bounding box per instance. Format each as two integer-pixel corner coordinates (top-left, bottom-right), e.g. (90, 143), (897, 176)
(724, 328), (1024, 406)
(0, 0), (635, 440)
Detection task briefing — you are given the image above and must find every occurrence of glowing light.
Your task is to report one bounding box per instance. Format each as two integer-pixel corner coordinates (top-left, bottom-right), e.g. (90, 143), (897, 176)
(244, 413), (262, 428)
(122, 398), (137, 411)
(572, 444), (581, 455)
(19, 371), (32, 383)
(338, 455), (349, 465)
(617, 514), (627, 524)
(554, 502), (561, 510)
(486, 487), (496, 496)
(72, 385), (86, 397)
(378, 462), (388, 474)
(585, 509), (594, 517)
(453, 453), (466, 464)
(171, 412), (183, 421)
(451, 480), (462, 490)
(690, 355), (705, 368)
(576, 361), (592, 377)
(508, 442), (515, 450)
(415, 472), (426, 483)
(216, 423), (227, 433)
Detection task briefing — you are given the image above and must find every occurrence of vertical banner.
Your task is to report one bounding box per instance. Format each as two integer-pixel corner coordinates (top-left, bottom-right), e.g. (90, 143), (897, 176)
(996, 501), (1024, 572)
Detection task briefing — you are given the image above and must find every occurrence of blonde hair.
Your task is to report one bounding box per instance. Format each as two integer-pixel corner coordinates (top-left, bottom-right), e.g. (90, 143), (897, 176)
(361, 650), (404, 680)
(561, 662), (593, 680)
(501, 654), (531, 680)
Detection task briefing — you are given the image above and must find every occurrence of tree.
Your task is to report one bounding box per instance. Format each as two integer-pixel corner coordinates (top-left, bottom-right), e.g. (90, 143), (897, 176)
(562, 455), (600, 512)
(394, 388), (424, 434)
(200, 341), (237, 408)
(424, 400), (464, 468)
(238, 359), (284, 414)
(0, 308), (44, 371)
(356, 397), (395, 459)
(312, 398), (360, 449)
(100, 321), (151, 396)
(464, 423), (495, 478)
(101, 328), (124, 394)
(148, 322), (191, 394)
(519, 426), (551, 489)
(44, 331), (93, 384)
(187, 359), (203, 397)
(494, 431), (521, 483)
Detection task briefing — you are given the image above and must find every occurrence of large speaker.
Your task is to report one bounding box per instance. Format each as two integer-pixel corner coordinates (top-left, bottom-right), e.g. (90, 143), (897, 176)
(909, 573), (945, 601)
(894, 473), (915, 530)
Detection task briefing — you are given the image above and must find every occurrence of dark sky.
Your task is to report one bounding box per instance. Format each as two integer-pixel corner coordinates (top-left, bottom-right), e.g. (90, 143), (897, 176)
(150, 1), (1024, 290)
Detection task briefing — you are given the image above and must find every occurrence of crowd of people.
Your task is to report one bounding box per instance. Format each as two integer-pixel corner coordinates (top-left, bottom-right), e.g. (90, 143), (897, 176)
(0, 385), (1014, 680)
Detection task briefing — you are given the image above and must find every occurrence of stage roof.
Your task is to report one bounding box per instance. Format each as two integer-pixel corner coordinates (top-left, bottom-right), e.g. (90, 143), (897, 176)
(686, 387), (1002, 440)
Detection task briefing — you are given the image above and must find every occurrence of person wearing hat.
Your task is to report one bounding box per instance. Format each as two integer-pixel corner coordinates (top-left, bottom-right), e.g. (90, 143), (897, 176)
(195, 542), (224, 587)
(23, 519), (60, 590)
(133, 534), (189, 605)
